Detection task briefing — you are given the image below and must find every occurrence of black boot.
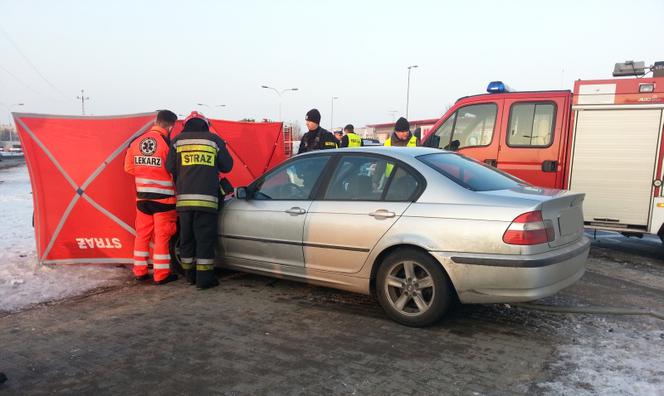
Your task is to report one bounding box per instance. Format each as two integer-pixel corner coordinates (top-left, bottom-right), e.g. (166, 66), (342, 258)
(185, 269), (196, 285)
(196, 270), (219, 290)
(155, 273), (178, 285)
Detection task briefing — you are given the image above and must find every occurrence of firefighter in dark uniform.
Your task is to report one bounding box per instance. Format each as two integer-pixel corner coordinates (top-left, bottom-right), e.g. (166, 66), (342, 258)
(166, 111), (233, 290)
(297, 108), (338, 154)
(340, 124), (363, 148)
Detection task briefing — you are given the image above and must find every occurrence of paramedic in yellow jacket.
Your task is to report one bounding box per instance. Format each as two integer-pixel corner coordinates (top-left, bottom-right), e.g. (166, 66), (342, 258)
(384, 117), (419, 147)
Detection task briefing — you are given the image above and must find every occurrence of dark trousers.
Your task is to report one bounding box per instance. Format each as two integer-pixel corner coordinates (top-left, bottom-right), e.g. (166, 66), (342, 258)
(178, 211), (218, 270)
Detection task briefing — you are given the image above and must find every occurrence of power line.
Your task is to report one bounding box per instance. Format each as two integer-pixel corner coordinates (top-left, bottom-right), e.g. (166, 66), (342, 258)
(0, 24), (68, 99)
(0, 63), (58, 101)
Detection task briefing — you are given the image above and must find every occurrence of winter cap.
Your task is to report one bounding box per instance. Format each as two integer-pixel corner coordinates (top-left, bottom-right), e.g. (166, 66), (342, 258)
(395, 117), (410, 132)
(305, 109), (321, 124)
(344, 124), (354, 132)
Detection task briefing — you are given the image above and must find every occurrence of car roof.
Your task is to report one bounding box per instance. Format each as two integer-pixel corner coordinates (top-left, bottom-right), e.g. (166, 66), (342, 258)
(297, 146), (447, 160)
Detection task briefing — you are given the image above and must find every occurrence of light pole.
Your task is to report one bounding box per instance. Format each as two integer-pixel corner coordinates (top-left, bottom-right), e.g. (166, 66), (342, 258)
(197, 103), (227, 117)
(406, 65), (418, 119)
(76, 89), (90, 115)
(261, 85), (298, 121)
(330, 96), (339, 130)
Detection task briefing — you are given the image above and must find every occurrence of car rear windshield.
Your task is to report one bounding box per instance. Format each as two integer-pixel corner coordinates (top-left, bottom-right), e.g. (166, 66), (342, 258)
(417, 153), (523, 191)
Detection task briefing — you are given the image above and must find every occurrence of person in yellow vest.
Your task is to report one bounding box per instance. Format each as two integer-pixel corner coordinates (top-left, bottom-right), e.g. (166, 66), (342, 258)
(384, 117), (419, 147)
(340, 124), (363, 148)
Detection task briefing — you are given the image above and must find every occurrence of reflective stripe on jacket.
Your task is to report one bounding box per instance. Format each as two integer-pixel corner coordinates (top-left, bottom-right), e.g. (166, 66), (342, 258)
(124, 126), (176, 205)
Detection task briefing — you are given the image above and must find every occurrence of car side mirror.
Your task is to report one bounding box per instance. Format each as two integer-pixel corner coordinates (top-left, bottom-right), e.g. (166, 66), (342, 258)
(235, 186), (249, 200)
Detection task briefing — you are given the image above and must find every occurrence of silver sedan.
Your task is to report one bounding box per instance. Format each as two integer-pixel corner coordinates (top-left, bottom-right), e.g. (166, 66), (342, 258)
(218, 147), (588, 326)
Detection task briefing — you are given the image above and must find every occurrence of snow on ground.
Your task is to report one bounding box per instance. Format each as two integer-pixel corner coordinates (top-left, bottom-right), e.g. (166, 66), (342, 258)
(539, 319), (664, 395)
(0, 164), (127, 313)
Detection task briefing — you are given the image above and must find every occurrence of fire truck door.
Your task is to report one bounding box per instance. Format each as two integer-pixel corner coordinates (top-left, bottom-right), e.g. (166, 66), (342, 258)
(496, 97), (568, 188)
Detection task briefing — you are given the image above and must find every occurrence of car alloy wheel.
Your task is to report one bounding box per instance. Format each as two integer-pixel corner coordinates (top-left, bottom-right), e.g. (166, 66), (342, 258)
(376, 248), (452, 326)
(384, 260), (435, 316)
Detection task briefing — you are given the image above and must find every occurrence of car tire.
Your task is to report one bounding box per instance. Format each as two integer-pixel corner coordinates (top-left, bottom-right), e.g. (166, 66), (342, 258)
(376, 248), (453, 327)
(168, 234), (184, 275)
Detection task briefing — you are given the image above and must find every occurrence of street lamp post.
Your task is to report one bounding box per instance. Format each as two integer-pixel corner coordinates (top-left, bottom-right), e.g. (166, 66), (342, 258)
(330, 96), (339, 130)
(261, 85), (298, 121)
(197, 103), (227, 117)
(76, 89), (90, 115)
(406, 65), (419, 119)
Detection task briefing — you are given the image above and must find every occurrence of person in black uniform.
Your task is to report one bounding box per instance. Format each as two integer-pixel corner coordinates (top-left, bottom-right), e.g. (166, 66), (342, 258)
(166, 111), (233, 290)
(297, 109), (338, 154)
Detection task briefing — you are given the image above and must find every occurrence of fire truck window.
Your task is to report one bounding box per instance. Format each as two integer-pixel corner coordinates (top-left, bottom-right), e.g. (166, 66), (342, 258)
(431, 104), (497, 150)
(507, 103), (555, 147)
(452, 104), (497, 149)
(432, 113), (456, 149)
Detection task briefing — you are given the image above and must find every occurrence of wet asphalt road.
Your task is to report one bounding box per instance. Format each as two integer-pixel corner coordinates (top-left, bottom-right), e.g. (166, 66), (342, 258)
(1, 238), (663, 395)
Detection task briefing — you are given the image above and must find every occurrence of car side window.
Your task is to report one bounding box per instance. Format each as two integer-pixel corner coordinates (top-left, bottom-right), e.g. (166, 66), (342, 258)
(431, 104), (497, 150)
(507, 102), (556, 147)
(253, 156), (330, 200)
(324, 156), (394, 201)
(384, 167), (420, 201)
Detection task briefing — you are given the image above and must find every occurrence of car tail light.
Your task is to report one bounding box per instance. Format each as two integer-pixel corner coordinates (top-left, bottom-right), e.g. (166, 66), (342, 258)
(503, 211), (555, 245)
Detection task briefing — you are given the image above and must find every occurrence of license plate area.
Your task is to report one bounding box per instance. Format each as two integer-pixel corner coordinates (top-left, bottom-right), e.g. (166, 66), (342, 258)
(559, 207), (583, 237)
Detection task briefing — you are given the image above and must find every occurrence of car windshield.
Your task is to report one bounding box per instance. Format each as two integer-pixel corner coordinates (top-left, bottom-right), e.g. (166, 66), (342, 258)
(417, 153), (524, 191)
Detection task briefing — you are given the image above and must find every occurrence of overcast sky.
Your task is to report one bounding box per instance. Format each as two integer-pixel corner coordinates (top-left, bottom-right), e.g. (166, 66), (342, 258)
(0, 0), (662, 129)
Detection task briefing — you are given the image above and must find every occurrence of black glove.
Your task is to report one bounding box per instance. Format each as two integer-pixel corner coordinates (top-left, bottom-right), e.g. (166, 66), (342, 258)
(219, 178), (234, 197)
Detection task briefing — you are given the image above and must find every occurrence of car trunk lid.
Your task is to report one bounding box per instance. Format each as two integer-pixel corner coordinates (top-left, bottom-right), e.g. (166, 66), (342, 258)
(478, 186), (585, 248)
(541, 192), (585, 248)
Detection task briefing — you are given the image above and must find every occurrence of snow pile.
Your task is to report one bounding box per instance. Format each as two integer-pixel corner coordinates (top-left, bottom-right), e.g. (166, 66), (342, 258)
(539, 320), (664, 395)
(0, 165), (127, 313)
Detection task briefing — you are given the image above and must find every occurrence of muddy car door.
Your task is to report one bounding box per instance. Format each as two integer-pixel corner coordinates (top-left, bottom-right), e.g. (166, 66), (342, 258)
(303, 154), (423, 273)
(220, 155), (332, 268)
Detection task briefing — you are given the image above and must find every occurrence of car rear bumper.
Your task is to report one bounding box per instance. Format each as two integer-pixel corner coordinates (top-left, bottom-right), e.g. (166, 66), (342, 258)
(431, 237), (590, 304)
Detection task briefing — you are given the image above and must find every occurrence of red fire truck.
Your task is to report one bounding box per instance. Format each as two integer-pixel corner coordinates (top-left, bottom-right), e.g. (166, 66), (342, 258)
(422, 61), (664, 241)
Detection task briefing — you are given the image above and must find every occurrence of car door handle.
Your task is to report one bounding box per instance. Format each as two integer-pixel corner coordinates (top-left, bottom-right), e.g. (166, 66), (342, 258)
(285, 207), (307, 215)
(369, 209), (396, 219)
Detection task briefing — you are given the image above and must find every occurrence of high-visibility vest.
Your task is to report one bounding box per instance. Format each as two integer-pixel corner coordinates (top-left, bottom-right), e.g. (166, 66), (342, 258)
(347, 132), (362, 147)
(384, 135), (418, 147)
(384, 135), (417, 176)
